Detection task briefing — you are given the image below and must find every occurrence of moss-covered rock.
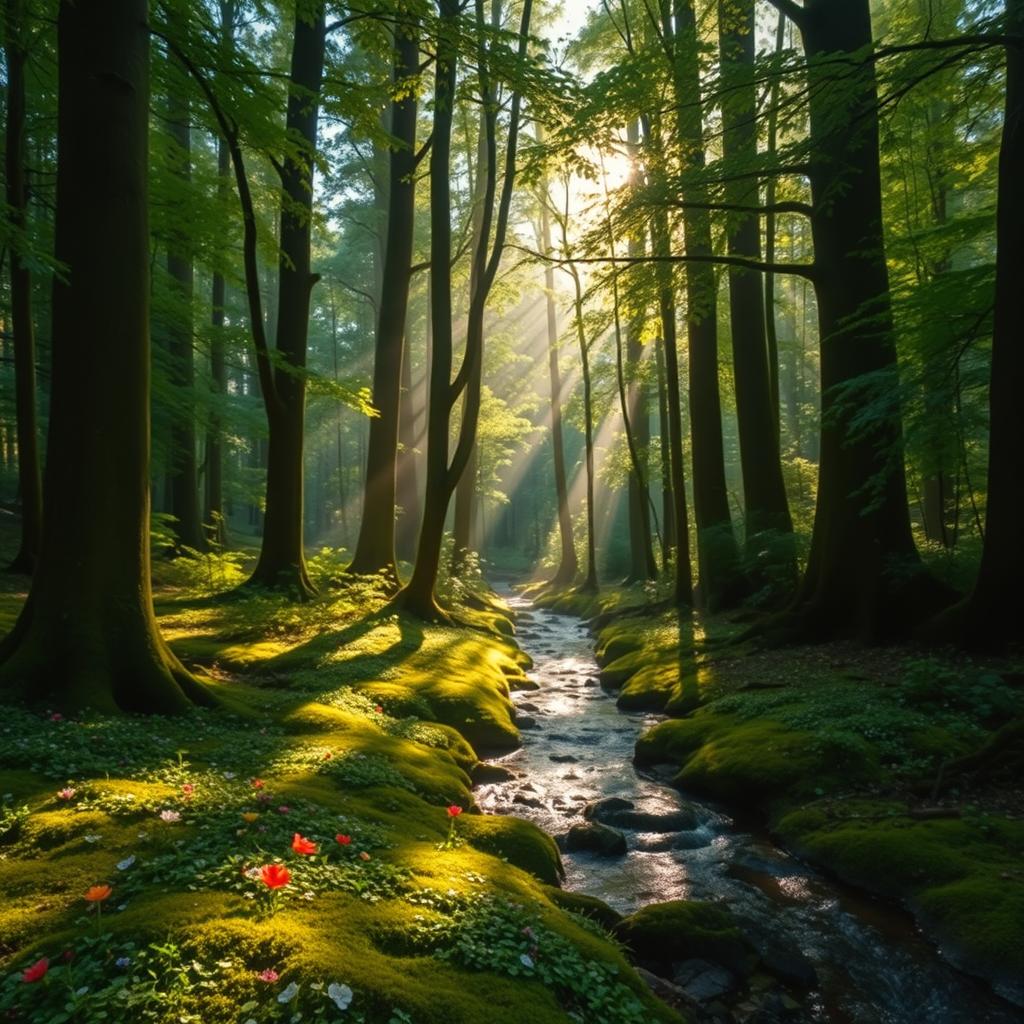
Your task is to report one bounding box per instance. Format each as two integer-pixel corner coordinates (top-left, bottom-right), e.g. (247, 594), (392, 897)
(615, 900), (752, 975)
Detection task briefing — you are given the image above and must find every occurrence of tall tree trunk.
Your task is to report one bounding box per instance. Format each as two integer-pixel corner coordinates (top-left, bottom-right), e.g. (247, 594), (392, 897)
(247, 2), (326, 597)
(940, 0), (1024, 650)
(0, 0), (211, 712)
(347, 12), (419, 581)
(718, 0), (794, 586)
(669, 0), (741, 609)
(204, 0), (235, 548)
(622, 127), (658, 582)
(654, 336), (676, 563)
(165, 36), (206, 553)
(396, 0), (460, 619)
(396, 0), (532, 617)
(779, 0), (946, 639)
(3, 0), (42, 575)
(572, 265), (599, 593)
(645, 115), (693, 607)
(395, 326), (421, 563)
(539, 187), (577, 587)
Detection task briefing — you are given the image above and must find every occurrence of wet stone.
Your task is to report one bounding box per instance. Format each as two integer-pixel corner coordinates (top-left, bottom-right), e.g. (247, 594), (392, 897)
(565, 822), (628, 856)
(471, 762), (517, 785)
(674, 960), (738, 1002)
(516, 715), (540, 730)
(549, 753), (578, 763)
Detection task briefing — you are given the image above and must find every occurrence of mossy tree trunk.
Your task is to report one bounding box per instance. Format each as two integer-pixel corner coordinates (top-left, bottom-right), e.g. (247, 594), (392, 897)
(247, 2), (326, 598)
(0, 0), (211, 713)
(3, 0), (43, 575)
(348, 11), (419, 583)
(718, 0), (794, 587)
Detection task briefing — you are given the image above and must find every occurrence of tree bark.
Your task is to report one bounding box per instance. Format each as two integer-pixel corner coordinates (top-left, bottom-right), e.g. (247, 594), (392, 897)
(395, 326), (422, 563)
(0, 0), (211, 712)
(347, 12), (419, 581)
(644, 115), (694, 606)
(165, 32), (207, 553)
(668, 0), (741, 609)
(204, 0), (235, 549)
(3, 0), (42, 575)
(539, 186), (577, 587)
(247, 2), (326, 597)
(937, 0), (1024, 650)
(718, 0), (794, 585)
(780, 0), (947, 640)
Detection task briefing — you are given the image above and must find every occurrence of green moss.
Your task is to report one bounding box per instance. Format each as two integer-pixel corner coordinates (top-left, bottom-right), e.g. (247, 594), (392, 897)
(542, 886), (623, 932)
(462, 814), (565, 886)
(616, 900), (751, 974)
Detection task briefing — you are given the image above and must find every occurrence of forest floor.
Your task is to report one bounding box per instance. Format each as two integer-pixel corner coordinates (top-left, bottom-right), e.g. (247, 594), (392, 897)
(534, 584), (1024, 1006)
(0, 529), (684, 1024)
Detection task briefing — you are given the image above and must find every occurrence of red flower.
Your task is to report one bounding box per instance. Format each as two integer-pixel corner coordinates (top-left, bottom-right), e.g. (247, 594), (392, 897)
(251, 778), (265, 790)
(335, 834), (351, 846)
(291, 833), (317, 856)
(260, 864), (291, 890)
(446, 805), (463, 818)
(181, 783), (195, 798)
(22, 958), (48, 983)
(84, 885), (112, 903)
(374, 705), (383, 714)
(323, 751), (333, 760)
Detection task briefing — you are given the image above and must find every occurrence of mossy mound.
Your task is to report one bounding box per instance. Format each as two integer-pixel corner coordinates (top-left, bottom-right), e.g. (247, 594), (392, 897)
(0, 582), (683, 1024)
(777, 802), (1024, 985)
(615, 900), (752, 975)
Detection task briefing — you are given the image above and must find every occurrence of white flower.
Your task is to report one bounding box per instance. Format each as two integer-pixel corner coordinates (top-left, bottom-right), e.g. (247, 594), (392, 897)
(327, 983), (353, 1011)
(159, 809), (181, 823)
(84, 834), (101, 844)
(116, 855), (136, 871)
(277, 982), (299, 1004)
(520, 954), (535, 970)
(223, 771), (236, 780)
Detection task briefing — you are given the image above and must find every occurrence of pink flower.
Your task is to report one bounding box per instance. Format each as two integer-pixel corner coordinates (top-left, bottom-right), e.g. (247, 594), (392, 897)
(277, 805), (290, 815)
(57, 787), (76, 801)
(257, 968), (280, 983)
(181, 783), (195, 798)
(50, 713), (63, 723)
(358, 851), (371, 862)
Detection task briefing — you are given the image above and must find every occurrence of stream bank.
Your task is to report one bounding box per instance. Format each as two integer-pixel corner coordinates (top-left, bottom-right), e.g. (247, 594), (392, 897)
(478, 594), (1023, 1024)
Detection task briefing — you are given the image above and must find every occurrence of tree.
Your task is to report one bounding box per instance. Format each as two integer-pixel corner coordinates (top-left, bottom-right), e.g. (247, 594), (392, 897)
(246, 2), (326, 596)
(164, 12), (207, 553)
(3, 0), (43, 574)
(665, 0), (742, 609)
(938, 0), (1024, 650)
(395, 0), (533, 618)
(347, 8), (420, 582)
(0, 0), (211, 712)
(717, 0), (794, 586)
(537, 169), (578, 588)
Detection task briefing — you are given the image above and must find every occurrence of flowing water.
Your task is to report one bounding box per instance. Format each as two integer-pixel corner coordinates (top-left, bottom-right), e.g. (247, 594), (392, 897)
(475, 596), (1023, 1024)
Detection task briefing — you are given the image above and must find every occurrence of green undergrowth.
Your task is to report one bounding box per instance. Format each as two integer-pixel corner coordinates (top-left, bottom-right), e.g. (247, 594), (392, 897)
(572, 587), (1024, 993)
(0, 578), (681, 1024)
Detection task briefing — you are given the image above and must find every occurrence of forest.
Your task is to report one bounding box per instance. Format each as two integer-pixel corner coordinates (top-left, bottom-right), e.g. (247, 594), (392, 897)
(0, 0), (1022, 1021)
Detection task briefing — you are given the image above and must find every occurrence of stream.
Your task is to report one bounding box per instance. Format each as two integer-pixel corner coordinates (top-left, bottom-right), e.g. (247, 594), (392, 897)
(475, 596), (1022, 1024)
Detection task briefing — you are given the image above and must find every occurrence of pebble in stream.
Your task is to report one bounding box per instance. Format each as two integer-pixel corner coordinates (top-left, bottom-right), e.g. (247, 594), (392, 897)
(474, 594), (1022, 1024)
